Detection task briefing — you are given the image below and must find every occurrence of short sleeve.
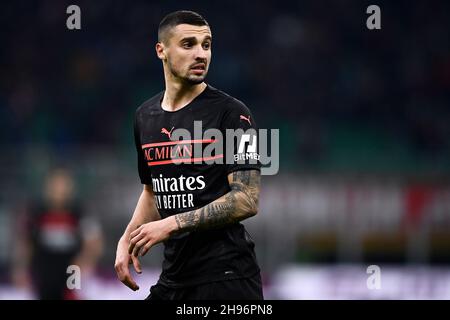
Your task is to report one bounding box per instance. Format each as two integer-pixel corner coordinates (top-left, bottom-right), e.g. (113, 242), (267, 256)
(134, 112), (152, 184)
(221, 99), (261, 174)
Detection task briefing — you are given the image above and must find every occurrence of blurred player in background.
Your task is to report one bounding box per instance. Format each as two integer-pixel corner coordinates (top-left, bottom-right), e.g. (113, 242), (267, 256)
(12, 168), (103, 300)
(115, 10), (263, 300)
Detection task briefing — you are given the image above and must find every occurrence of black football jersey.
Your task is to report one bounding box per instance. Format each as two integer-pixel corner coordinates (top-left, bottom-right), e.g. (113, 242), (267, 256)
(134, 84), (261, 287)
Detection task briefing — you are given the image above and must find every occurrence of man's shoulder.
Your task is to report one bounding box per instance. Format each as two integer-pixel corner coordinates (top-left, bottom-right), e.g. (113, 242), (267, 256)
(207, 85), (250, 113)
(135, 91), (164, 116)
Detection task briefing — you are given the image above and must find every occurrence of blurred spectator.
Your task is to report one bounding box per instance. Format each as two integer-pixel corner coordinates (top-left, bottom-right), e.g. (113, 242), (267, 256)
(11, 168), (103, 300)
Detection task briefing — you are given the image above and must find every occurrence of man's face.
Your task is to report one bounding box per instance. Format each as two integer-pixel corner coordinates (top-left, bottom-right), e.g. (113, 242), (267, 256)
(45, 170), (74, 206)
(160, 24), (212, 84)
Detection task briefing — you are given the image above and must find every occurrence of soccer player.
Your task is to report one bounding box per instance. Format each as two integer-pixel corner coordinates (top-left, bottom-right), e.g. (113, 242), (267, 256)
(12, 168), (103, 300)
(114, 10), (263, 300)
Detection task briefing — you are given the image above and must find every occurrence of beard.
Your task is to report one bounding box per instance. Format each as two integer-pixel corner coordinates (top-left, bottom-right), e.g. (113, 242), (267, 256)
(168, 59), (208, 85)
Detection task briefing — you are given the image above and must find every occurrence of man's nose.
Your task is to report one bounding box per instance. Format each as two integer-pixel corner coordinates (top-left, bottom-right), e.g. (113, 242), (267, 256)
(194, 44), (208, 60)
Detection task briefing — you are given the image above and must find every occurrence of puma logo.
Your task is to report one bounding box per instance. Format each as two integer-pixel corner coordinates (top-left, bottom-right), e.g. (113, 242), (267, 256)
(161, 127), (174, 139)
(239, 114), (251, 125)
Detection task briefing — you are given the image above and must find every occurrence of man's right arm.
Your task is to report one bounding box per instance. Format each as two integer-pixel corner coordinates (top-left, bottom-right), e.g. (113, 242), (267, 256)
(115, 184), (160, 291)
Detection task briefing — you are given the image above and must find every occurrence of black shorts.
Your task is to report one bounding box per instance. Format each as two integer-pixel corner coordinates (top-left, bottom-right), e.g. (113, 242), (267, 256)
(145, 273), (264, 300)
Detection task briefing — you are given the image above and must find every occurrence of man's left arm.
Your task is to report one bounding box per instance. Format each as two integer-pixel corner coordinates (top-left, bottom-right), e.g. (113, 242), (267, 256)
(128, 169), (260, 257)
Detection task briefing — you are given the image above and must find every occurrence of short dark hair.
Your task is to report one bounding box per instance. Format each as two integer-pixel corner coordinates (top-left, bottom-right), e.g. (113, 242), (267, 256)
(158, 10), (209, 44)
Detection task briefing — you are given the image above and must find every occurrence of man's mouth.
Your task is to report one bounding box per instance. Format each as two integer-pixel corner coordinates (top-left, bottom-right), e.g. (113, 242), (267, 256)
(190, 63), (206, 71)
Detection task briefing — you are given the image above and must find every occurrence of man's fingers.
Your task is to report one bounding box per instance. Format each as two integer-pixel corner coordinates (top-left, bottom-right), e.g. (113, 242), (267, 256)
(122, 274), (139, 291)
(116, 264), (139, 291)
(128, 232), (145, 254)
(128, 242), (135, 255)
(131, 255), (142, 274)
(132, 238), (149, 257)
(140, 243), (152, 257)
(129, 226), (142, 239)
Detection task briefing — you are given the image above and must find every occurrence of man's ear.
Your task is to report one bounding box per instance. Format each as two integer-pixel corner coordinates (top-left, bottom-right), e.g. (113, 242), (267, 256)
(156, 42), (166, 60)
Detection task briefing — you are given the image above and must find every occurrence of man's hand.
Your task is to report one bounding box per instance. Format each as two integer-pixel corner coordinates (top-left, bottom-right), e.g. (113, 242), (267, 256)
(114, 237), (142, 291)
(128, 218), (177, 257)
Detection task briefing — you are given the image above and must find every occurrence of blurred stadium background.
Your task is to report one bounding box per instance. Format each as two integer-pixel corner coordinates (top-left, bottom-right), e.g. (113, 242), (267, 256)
(1, 0), (450, 299)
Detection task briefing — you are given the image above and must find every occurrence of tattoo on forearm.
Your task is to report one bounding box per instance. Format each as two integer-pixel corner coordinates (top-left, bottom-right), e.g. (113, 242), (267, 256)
(174, 170), (260, 232)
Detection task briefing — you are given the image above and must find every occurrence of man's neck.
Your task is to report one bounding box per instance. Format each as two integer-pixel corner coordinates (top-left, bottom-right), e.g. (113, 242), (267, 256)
(161, 80), (207, 112)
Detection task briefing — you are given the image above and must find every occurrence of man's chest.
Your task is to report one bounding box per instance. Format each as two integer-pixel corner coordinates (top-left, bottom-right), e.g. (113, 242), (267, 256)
(139, 109), (221, 142)
(139, 110), (224, 168)
(137, 110), (228, 214)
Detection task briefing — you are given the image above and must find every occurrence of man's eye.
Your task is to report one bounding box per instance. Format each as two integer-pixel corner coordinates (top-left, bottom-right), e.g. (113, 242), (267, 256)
(203, 43), (211, 49)
(182, 43), (192, 48)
